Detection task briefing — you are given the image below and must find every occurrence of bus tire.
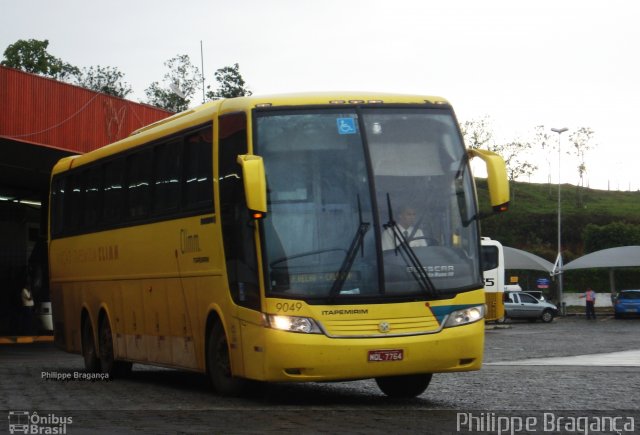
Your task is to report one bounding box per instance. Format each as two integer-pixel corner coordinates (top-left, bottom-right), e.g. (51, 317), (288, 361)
(98, 314), (132, 377)
(81, 316), (99, 372)
(375, 373), (432, 398)
(207, 322), (246, 396)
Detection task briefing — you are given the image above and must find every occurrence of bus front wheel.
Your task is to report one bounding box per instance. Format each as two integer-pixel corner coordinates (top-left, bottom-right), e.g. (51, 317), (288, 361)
(207, 322), (246, 396)
(375, 373), (432, 398)
(81, 317), (99, 372)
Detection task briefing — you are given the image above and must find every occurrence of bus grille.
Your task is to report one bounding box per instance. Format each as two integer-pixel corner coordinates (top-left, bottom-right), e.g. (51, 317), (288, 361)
(321, 315), (441, 337)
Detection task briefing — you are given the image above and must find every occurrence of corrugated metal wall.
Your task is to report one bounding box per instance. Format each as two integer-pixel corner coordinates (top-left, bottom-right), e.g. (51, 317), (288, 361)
(0, 66), (172, 153)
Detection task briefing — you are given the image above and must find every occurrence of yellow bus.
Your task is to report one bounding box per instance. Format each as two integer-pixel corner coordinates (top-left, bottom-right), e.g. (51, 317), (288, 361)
(49, 92), (509, 398)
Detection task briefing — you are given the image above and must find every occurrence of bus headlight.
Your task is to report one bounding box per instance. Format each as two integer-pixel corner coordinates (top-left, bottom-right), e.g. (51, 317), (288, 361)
(443, 305), (485, 328)
(266, 314), (322, 334)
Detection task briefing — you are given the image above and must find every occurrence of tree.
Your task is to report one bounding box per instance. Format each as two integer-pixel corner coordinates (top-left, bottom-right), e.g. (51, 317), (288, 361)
(206, 63), (252, 100)
(568, 127), (595, 187)
(145, 54), (202, 112)
(493, 139), (538, 183)
(460, 116), (536, 199)
(460, 116), (494, 150)
(532, 125), (555, 195)
(2, 38), (78, 80)
(568, 127), (596, 207)
(73, 65), (132, 98)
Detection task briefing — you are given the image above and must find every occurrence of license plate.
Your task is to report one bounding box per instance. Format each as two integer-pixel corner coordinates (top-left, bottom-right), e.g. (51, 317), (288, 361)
(626, 309), (637, 313)
(368, 349), (404, 362)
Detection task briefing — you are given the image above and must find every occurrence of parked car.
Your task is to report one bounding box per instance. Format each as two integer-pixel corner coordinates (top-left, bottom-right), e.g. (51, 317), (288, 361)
(614, 290), (640, 319)
(504, 291), (558, 323)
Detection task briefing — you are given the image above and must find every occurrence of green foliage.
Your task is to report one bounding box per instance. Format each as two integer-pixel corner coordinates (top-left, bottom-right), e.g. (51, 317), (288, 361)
(73, 65), (132, 98)
(145, 54), (202, 112)
(1, 38), (78, 80)
(206, 63), (252, 100)
(460, 116), (493, 150)
(584, 222), (640, 253)
(3, 39), (133, 99)
(478, 178), (640, 292)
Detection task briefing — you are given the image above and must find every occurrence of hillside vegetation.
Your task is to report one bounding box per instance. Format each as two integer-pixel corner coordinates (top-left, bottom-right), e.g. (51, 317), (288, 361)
(476, 179), (640, 294)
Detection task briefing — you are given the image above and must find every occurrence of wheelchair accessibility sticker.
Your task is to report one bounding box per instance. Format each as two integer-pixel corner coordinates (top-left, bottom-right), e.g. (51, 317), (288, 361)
(336, 118), (357, 135)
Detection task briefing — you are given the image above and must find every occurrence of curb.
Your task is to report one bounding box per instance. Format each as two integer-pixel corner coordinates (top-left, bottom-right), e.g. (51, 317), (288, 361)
(0, 335), (54, 345)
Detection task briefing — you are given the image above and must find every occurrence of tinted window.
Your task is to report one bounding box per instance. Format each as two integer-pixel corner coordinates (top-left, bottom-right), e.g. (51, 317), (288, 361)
(621, 291), (640, 300)
(154, 141), (182, 213)
(103, 158), (125, 223)
(481, 245), (499, 271)
(183, 127), (213, 209)
(51, 177), (66, 236)
(127, 149), (153, 218)
(519, 293), (537, 303)
(83, 167), (102, 227)
(51, 123), (214, 238)
(67, 172), (83, 230)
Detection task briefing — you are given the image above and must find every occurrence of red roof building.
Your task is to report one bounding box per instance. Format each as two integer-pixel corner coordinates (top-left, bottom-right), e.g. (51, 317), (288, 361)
(0, 65), (172, 336)
(1, 65), (171, 152)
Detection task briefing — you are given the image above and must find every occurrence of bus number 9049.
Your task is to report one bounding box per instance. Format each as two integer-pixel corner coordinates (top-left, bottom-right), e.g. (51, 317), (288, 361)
(275, 302), (303, 313)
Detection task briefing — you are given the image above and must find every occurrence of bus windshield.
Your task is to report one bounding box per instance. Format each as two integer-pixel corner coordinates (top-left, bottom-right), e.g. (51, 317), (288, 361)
(255, 107), (481, 303)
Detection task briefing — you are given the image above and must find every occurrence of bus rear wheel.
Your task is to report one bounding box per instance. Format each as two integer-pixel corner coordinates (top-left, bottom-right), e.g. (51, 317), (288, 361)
(375, 373), (432, 398)
(207, 322), (246, 396)
(98, 315), (132, 377)
(81, 317), (99, 372)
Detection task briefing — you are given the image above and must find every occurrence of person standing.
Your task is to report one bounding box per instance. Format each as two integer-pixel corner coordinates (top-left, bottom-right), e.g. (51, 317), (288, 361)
(579, 287), (597, 320)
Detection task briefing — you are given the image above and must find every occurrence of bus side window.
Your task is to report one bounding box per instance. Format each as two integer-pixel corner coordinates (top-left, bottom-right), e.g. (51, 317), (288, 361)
(154, 140), (182, 213)
(183, 127), (213, 210)
(126, 149), (153, 219)
(66, 172), (83, 231)
(51, 177), (66, 236)
(83, 165), (103, 228)
(103, 158), (125, 224)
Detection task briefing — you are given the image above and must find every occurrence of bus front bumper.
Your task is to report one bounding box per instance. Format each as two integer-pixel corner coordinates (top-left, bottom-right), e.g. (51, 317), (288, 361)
(257, 320), (484, 382)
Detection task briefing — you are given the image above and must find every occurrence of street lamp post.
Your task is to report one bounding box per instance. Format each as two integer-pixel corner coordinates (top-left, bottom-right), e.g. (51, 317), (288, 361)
(551, 127), (568, 314)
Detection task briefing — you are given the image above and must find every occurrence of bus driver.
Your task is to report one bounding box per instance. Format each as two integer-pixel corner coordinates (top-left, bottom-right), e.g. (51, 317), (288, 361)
(381, 206), (428, 251)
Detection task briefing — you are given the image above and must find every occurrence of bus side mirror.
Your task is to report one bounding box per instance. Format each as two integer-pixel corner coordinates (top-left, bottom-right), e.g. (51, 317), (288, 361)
(468, 149), (510, 213)
(237, 154), (268, 214)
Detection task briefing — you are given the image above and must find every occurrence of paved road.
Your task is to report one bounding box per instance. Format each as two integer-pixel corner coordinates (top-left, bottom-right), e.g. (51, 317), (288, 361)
(1, 316), (639, 434)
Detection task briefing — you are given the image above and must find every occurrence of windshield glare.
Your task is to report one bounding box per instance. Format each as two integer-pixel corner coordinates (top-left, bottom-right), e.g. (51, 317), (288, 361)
(255, 107), (481, 302)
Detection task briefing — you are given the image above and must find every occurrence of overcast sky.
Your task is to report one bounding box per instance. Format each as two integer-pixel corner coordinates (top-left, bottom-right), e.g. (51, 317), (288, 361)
(2, 0), (639, 191)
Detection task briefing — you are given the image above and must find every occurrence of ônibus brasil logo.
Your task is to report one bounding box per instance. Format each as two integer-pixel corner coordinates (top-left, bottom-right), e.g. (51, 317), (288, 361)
(8, 411), (73, 434)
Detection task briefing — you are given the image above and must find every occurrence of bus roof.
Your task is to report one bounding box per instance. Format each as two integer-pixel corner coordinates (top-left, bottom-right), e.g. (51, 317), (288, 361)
(51, 92), (450, 175)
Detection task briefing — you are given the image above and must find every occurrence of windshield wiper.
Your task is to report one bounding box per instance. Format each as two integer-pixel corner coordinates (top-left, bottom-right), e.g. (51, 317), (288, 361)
(384, 193), (438, 297)
(330, 195), (370, 297)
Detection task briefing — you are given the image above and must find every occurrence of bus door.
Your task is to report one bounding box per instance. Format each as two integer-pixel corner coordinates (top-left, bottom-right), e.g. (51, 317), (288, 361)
(218, 112), (264, 379)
